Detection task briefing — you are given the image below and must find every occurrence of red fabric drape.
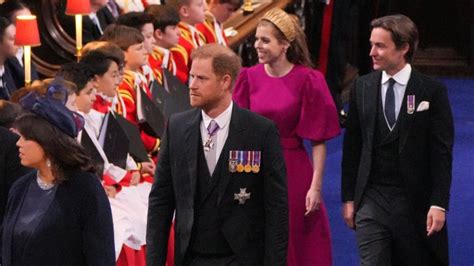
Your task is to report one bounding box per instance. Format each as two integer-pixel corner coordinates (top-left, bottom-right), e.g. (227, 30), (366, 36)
(318, 0), (335, 75)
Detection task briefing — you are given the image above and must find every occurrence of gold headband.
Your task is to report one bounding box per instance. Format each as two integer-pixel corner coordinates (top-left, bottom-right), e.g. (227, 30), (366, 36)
(260, 8), (296, 42)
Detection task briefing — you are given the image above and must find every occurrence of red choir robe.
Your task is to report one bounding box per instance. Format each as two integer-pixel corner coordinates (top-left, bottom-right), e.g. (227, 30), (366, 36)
(196, 12), (229, 46)
(148, 46), (177, 80)
(171, 22), (203, 84)
(91, 95), (149, 265)
(115, 70), (160, 156)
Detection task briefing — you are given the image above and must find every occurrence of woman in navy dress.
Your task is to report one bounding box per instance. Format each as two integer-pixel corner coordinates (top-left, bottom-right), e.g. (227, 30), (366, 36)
(1, 91), (115, 266)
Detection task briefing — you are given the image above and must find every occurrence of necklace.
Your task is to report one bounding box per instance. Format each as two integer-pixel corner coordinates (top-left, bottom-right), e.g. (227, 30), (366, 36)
(36, 172), (55, 190)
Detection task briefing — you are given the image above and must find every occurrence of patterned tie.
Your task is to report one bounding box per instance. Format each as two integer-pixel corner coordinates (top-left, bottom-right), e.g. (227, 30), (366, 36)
(205, 120), (219, 175)
(385, 78), (396, 128)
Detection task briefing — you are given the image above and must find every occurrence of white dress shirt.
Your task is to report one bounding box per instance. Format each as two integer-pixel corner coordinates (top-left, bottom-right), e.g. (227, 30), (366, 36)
(200, 102), (233, 161)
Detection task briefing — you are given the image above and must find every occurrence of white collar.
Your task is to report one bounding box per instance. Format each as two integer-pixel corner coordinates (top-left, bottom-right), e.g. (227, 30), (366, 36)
(382, 63), (412, 85)
(201, 102), (233, 131)
(0, 65), (4, 76)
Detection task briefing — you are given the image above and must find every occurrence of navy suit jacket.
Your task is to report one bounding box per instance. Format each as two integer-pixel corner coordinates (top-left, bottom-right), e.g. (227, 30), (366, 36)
(1, 171), (115, 266)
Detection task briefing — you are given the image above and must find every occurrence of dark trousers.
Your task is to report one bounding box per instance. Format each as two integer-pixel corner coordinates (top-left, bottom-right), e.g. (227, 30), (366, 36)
(186, 253), (239, 266)
(355, 186), (433, 266)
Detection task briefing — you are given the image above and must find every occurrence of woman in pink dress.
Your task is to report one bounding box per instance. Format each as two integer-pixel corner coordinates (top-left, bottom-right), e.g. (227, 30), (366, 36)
(233, 8), (340, 266)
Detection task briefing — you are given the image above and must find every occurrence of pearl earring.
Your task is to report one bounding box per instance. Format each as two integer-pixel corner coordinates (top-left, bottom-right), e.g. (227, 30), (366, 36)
(46, 159), (51, 168)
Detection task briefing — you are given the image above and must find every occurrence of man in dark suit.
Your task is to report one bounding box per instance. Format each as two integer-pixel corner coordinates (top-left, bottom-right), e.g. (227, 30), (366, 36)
(59, 0), (116, 44)
(0, 126), (31, 225)
(146, 44), (288, 266)
(0, 17), (16, 100)
(0, 126), (31, 263)
(4, 56), (39, 92)
(341, 15), (454, 265)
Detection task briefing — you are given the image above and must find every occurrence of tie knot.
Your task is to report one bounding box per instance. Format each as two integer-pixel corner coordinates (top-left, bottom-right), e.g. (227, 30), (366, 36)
(207, 120), (219, 136)
(388, 78), (396, 87)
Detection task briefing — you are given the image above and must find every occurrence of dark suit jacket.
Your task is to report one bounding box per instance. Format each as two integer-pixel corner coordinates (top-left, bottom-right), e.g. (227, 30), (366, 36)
(5, 56), (39, 90)
(147, 104), (288, 266)
(0, 127), (31, 224)
(59, 6), (115, 45)
(341, 69), (454, 264)
(1, 171), (115, 266)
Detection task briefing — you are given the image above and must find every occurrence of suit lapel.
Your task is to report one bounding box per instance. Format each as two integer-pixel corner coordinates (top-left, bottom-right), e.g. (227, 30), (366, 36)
(184, 110), (201, 203)
(3, 66), (17, 96)
(217, 105), (246, 206)
(398, 70), (424, 152)
(362, 72), (381, 152)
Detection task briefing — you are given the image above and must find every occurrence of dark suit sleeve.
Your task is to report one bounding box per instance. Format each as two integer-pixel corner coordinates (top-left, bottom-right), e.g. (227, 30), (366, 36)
(261, 122), (288, 266)
(0, 131), (31, 258)
(428, 82), (454, 209)
(81, 174), (116, 265)
(4, 133), (31, 190)
(146, 120), (175, 266)
(341, 81), (363, 202)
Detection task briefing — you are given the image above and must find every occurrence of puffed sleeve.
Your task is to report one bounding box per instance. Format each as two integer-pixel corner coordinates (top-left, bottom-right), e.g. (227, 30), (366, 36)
(296, 69), (340, 142)
(232, 68), (250, 109)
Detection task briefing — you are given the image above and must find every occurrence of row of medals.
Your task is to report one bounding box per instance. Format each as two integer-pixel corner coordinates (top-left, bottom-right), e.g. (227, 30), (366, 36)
(229, 151), (260, 174)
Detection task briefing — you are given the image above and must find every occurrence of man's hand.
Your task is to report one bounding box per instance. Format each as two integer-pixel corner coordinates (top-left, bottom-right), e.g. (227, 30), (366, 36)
(130, 171), (141, 186)
(104, 185), (117, 198)
(426, 208), (445, 236)
(342, 201), (355, 229)
(140, 161), (156, 175)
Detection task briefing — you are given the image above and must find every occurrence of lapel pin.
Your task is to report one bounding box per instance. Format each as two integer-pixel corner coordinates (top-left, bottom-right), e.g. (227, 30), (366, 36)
(407, 95), (415, 114)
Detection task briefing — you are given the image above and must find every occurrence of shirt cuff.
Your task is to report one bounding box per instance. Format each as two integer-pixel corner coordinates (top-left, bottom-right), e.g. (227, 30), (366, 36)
(430, 205), (446, 212)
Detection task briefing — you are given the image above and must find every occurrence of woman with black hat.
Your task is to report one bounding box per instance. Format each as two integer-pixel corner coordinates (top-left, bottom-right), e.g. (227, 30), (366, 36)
(1, 90), (115, 265)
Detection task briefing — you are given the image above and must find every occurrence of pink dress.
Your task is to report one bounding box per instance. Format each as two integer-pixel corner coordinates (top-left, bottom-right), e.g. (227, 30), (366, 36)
(233, 64), (340, 266)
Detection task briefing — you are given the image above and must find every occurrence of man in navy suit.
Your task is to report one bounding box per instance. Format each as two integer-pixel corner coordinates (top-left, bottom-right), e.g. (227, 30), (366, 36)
(0, 16), (17, 100)
(147, 44), (288, 266)
(342, 15), (454, 265)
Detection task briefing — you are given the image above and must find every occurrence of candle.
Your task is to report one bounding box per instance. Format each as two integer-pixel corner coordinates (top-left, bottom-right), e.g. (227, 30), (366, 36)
(24, 46), (31, 86)
(75, 15), (82, 59)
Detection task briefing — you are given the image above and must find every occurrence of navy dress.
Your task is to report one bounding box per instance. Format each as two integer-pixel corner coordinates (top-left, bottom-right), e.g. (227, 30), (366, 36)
(1, 170), (115, 266)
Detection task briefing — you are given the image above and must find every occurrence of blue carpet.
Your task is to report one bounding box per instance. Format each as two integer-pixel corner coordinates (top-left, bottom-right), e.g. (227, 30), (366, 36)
(313, 78), (474, 265)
